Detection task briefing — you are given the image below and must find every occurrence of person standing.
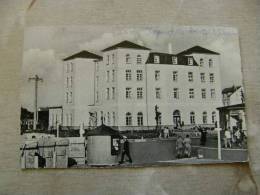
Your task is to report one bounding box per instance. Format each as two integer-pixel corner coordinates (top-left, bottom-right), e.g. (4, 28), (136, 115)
(176, 136), (184, 159)
(224, 129), (232, 148)
(164, 127), (169, 138)
(183, 134), (192, 158)
(119, 136), (132, 164)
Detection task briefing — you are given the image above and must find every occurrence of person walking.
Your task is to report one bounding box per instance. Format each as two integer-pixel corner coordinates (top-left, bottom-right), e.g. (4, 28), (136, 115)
(119, 136), (132, 164)
(176, 135), (184, 159)
(183, 134), (192, 158)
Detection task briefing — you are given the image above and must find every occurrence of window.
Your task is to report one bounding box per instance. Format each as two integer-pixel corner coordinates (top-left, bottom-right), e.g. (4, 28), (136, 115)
(112, 87), (115, 99)
(172, 71), (178, 81)
(107, 112), (110, 125)
(189, 89), (194, 99)
(66, 63), (69, 73)
(211, 89), (216, 98)
(172, 56), (178, 64)
(155, 88), (161, 99)
(126, 112), (132, 126)
(126, 70), (132, 81)
(137, 112), (143, 126)
(173, 88), (179, 99)
(112, 70), (115, 82)
(200, 58), (204, 66)
(154, 55), (160, 63)
(126, 87), (132, 99)
(188, 57), (193, 65)
(112, 54), (115, 64)
(200, 73), (205, 83)
(201, 89), (206, 99)
(66, 92), (69, 103)
(106, 88), (110, 100)
(106, 70), (110, 82)
(69, 92), (72, 103)
(70, 76), (73, 87)
(137, 87), (143, 99)
(126, 54), (131, 64)
(212, 111), (216, 123)
(210, 73), (214, 83)
(112, 112), (116, 126)
(107, 55), (109, 65)
(188, 72), (193, 82)
(70, 62), (73, 72)
(136, 70), (143, 81)
(137, 55), (142, 64)
(209, 59), (213, 68)
(155, 70), (160, 81)
(202, 111), (207, 124)
(96, 92), (99, 102)
(190, 111), (195, 124)
(66, 77), (69, 88)
(69, 113), (73, 126)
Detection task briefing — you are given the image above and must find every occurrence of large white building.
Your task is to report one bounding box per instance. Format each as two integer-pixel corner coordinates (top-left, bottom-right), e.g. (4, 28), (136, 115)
(62, 40), (223, 130)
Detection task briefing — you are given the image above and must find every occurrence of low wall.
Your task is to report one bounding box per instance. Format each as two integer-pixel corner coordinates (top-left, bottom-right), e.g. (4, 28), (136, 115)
(129, 138), (248, 164)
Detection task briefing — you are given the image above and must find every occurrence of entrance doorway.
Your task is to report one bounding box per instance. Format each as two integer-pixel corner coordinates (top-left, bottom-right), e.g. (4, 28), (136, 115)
(173, 110), (181, 128)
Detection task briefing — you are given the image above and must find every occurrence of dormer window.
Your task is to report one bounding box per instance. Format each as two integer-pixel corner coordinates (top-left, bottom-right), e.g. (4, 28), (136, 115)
(209, 59), (213, 68)
(107, 55), (109, 65)
(126, 54), (131, 64)
(200, 58), (204, 66)
(154, 55), (160, 64)
(172, 56), (178, 64)
(188, 57), (193, 65)
(137, 55), (142, 64)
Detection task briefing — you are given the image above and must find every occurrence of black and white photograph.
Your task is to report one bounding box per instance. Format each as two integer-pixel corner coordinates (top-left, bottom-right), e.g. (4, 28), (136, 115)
(20, 25), (248, 169)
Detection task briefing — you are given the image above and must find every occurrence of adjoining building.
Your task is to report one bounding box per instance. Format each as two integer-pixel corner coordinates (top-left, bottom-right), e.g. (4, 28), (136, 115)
(61, 40), (223, 131)
(217, 86), (246, 131)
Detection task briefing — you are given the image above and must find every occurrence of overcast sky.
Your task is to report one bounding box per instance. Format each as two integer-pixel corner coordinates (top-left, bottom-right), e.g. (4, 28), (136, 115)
(21, 25), (243, 111)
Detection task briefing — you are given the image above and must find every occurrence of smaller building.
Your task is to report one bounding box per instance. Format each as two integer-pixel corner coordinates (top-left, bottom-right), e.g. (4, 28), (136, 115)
(217, 86), (246, 131)
(47, 106), (63, 130)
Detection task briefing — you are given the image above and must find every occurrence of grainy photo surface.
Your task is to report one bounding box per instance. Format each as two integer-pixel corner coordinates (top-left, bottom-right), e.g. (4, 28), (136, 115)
(20, 26), (248, 168)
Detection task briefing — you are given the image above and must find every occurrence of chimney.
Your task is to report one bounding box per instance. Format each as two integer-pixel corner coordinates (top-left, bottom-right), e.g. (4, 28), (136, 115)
(168, 43), (173, 54)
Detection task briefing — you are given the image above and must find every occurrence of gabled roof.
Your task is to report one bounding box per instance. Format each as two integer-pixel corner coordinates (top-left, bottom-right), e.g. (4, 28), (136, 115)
(102, 40), (151, 52)
(222, 85), (241, 94)
(63, 50), (102, 61)
(146, 52), (199, 66)
(177, 46), (220, 56)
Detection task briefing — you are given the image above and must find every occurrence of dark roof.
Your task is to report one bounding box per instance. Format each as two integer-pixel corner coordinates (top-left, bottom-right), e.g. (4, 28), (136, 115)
(177, 46), (220, 56)
(86, 124), (121, 137)
(39, 106), (63, 111)
(217, 103), (245, 111)
(102, 40), (151, 52)
(63, 50), (102, 61)
(146, 52), (199, 66)
(222, 86), (241, 94)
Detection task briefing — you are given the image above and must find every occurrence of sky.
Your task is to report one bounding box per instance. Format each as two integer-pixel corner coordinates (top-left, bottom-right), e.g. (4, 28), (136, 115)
(21, 25), (243, 111)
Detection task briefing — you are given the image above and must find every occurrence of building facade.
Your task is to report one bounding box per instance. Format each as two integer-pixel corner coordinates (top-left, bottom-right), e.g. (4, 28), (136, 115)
(218, 86), (246, 131)
(62, 41), (223, 130)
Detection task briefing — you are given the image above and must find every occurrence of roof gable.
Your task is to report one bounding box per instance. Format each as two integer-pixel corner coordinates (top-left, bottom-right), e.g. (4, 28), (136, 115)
(177, 46), (220, 56)
(102, 40), (151, 52)
(63, 50), (102, 61)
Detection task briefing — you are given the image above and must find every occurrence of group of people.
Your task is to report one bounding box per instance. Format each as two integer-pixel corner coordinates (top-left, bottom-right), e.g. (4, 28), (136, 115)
(176, 134), (192, 158)
(224, 128), (246, 148)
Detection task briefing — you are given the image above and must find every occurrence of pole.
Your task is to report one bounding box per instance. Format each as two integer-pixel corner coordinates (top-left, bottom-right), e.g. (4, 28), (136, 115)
(216, 126), (222, 160)
(28, 74), (43, 130)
